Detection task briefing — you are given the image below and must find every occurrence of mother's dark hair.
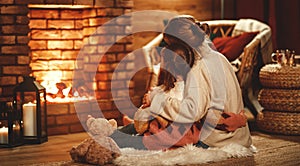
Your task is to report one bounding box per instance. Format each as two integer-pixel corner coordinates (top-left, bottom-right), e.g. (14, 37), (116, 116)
(163, 15), (209, 48)
(158, 43), (195, 91)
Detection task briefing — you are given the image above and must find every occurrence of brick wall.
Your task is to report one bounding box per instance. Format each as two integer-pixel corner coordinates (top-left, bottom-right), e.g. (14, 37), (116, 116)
(0, 1), (31, 100)
(0, 0), (135, 135)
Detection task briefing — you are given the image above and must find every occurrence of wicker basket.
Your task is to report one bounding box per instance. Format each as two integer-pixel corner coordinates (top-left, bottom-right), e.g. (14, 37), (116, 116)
(258, 88), (300, 112)
(256, 110), (300, 135)
(259, 64), (300, 89)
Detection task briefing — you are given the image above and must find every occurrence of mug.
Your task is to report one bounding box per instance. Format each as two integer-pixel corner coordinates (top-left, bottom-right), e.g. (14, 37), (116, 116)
(271, 49), (295, 66)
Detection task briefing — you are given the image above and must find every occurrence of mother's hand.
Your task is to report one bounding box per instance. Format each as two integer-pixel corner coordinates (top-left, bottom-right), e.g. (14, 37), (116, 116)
(217, 110), (247, 132)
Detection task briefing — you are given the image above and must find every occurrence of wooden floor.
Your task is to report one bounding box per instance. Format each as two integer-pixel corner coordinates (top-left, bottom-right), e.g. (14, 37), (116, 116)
(0, 132), (89, 166)
(1, 129), (300, 166)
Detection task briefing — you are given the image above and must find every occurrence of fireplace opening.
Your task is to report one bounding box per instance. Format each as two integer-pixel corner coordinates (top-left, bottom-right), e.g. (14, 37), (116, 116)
(28, 5), (92, 103)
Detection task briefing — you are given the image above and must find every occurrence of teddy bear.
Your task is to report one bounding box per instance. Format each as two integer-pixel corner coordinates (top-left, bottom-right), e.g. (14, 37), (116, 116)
(70, 115), (121, 165)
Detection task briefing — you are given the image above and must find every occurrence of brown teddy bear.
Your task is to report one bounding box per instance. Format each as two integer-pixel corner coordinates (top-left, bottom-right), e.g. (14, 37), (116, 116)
(70, 115), (121, 165)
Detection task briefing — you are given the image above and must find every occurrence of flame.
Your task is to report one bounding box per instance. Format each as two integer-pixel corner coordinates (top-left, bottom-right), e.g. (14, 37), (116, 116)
(40, 71), (62, 95)
(39, 71), (93, 103)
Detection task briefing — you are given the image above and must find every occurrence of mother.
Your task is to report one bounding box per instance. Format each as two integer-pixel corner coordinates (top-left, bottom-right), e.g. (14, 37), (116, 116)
(141, 15), (252, 149)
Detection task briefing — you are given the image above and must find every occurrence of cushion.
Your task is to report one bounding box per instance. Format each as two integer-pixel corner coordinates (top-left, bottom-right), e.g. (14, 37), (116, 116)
(213, 32), (259, 61)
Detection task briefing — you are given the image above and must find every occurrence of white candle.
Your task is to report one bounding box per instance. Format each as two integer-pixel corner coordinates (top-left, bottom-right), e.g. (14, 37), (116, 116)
(0, 127), (8, 144)
(23, 102), (37, 136)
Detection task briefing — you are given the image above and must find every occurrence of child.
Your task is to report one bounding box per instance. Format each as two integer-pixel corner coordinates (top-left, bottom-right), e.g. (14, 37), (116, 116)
(122, 43), (191, 130)
(133, 43), (200, 150)
(108, 43), (195, 150)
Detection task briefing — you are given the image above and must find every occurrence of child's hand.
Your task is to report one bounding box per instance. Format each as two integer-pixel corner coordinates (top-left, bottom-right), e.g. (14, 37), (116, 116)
(141, 86), (164, 109)
(87, 115), (94, 122)
(142, 93), (151, 108)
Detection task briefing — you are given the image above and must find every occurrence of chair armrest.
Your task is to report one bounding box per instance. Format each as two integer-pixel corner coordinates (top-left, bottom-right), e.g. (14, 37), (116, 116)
(237, 39), (260, 89)
(141, 33), (163, 90)
(143, 33), (164, 48)
(142, 33), (163, 69)
(203, 20), (237, 27)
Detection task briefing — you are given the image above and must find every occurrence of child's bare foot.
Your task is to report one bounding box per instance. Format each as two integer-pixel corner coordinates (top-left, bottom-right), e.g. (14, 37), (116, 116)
(108, 119), (118, 130)
(122, 115), (134, 126)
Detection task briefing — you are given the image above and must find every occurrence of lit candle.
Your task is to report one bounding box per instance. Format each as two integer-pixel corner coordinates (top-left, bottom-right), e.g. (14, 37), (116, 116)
(0, 127), (8, 144)
(23, 102), (37, 136)
(13, 123), (21, 137)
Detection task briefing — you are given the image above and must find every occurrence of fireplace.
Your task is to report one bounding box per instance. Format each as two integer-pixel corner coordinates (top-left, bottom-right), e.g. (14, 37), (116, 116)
(0, 0), (137, 135)
(28, 5), (88, 103)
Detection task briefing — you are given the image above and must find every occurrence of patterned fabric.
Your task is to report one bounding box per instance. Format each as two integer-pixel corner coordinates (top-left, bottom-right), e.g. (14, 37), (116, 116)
(142, 116), (202, 150)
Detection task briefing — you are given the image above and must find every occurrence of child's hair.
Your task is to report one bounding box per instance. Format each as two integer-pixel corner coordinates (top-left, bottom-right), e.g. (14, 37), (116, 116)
(158, 43), (195, 91)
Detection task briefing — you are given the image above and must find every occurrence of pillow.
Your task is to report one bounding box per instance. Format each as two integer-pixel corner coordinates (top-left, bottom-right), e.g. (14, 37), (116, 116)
(212, 32), (259, 62)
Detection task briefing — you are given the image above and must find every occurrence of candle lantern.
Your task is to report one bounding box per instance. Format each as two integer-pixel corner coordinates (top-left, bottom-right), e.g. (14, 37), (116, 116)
(14, 76), (48, 144)
(0, 101), (23, 147)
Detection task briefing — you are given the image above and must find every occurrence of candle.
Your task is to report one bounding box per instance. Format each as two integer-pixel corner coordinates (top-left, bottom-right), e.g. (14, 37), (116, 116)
(23, 102), (37, 136)
(0, 127), (8, 144)
(13, 123), (21, 138)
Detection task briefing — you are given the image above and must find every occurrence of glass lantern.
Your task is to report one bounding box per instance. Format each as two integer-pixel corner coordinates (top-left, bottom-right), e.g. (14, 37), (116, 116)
(0, 101), (23, 147)
(14, 76), (48, 144)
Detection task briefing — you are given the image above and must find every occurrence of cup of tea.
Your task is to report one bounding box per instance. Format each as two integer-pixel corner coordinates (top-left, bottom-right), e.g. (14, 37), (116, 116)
(271, 50), (286, 65)
(271, 49), (295, 66)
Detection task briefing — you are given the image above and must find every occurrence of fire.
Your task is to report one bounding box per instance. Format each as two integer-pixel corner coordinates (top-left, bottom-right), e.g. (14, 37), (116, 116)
(40, 72), (92, 103)
(40, 71), (62, 94)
